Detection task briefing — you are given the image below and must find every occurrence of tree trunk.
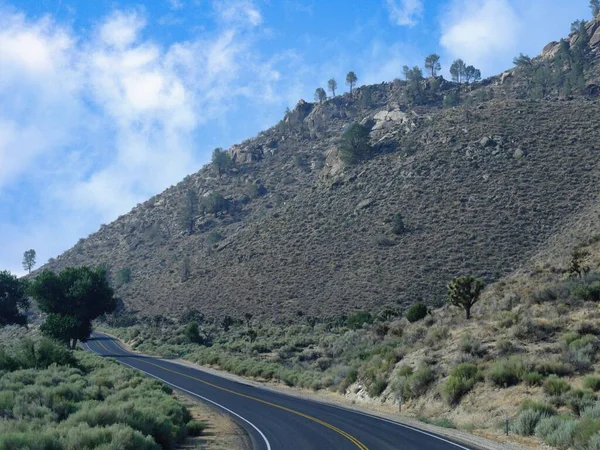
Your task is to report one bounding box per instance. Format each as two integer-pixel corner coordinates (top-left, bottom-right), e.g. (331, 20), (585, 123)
(71, 338), (78, 350)
(465, 307), (471, 320)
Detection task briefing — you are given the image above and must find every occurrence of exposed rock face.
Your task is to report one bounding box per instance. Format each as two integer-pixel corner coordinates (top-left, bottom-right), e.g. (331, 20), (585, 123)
(229, 143), (264, 164)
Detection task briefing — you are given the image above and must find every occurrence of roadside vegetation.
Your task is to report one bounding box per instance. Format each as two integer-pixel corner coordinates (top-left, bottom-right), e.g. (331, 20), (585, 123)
(0, 332), (203, 450)
(101, 235), (600, 449)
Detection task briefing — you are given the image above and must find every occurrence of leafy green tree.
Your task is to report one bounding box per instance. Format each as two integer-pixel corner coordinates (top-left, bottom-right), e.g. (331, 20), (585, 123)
(571, 19), (587, 34)
(556, 39), (573, 71)
(513, 53), (534, 92)
(339, 123), (372, 165)
(572, 20), (591, 68)
(403, 65), (425, 105)
(464, 65), (481, 84)
(211, 147), (233, 176)
(346, 71), (358, 96)
(185, 321), (201, 343)
(180, 190), (199, 234)
(424, 54), (441, 77)
(22, 249), (36, 273)
(221, 315), (234, 332)
(447, 275), (485, 320)
(450, 59), (466, 83)
(328, 78), (337, 97)
(592, 0), (600, 16)
(30, 266), (117, 348)
(0, 270), (29, 327)
(533, 65), (554, 98)
(314, 87), (327, 104)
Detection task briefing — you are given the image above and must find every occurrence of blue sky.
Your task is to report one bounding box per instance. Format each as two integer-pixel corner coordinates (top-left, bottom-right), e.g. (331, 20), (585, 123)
(0, 0), (592, 275)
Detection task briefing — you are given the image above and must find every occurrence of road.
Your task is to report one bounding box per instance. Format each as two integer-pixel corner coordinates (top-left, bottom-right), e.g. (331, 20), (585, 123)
(85, 333), (477, 450)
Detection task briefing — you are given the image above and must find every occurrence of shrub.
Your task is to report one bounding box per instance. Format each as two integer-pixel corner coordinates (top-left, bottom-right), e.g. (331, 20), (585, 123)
(496, 338), (516, 356)
(487, 356), (527, 387)
(534, 358), (574, 377)
(587, 432), (600, 450)
(186, 420), (207, 437)
(535, 416), (577, 449)
(512, 409), (546, 436)
(583, 402), (600, 419)
(405, 303), (428, 323)
(572, 281), (600, 302)
(408, 365), (435, 398)
(523, 371), (544, 386)
(442, 363), (481, 405)
(368, 378), (388, 397)
(460, 333), (484, 357)
(566, 389), (597, 416)
(346, 312), (373, 330)
(544, 375), (571, 397)
(443, 376), (475, 405)
(585, 376), (600, 392)
(521, 400), (557, 416)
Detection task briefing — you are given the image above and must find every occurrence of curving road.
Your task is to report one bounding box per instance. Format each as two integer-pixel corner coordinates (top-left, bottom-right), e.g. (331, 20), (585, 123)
(85, 333), (477, 450)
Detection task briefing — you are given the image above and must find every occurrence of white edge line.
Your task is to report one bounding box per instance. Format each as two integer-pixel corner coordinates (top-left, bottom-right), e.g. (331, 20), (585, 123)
(83, 342), (272, 450)
(91, 335), (475, 450)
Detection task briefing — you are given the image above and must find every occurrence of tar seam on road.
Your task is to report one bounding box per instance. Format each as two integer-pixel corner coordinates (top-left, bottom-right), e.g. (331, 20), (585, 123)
(91, 337), (368, 450)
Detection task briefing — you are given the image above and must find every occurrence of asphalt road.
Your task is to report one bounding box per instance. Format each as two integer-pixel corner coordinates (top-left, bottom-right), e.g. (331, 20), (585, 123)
(85, 333), (477, 450)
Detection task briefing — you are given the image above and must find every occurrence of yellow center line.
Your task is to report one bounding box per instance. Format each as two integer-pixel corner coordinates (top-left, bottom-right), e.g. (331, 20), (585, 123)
(95, 338), (369, 450)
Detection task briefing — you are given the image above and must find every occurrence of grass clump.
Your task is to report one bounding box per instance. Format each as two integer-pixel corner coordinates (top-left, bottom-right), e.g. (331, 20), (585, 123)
(186, 420), (207, 437)
(512, 409), (547, 436)
(544, 375), (572, 397)
(487, 356), (527, 387)
(535, 415), (577, 449)
(442, 363), (481, 405)
(584, 376), (600, 392)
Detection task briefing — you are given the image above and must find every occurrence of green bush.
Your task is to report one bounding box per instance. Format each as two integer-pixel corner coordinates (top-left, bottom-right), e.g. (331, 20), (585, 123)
(408, 365), (435, 397)
(584, 376), (600, 392)
(534, 358), (574, 377)
(523, 371), (544, 386)
(186, 420), (207, 437)
(571, 281), (600, 302)
(443, 376), (476, 405)
(512, 409), (546, 436)
(487, 356), (527, 387)
(535, 415), (577, 449)
(521, 400), (557, 416)
(442, 363), (481, 405)
(405, 303), (428, 323)
(460, 333), (482, 356)
(346, 312), (374, 330)
(544, 375), (571, 397)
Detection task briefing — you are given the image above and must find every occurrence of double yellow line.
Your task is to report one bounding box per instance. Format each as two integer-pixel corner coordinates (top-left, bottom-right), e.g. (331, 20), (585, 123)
(95, 339), (369, 450)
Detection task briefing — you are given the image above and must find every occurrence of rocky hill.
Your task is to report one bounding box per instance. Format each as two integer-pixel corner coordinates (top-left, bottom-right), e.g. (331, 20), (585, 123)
(42, 17), (600, 321)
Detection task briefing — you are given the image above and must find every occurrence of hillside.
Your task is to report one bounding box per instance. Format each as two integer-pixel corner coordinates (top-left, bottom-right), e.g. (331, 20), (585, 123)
(43, 17), (600, 321)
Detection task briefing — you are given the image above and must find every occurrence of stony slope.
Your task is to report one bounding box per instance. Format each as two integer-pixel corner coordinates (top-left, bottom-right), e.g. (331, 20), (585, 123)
(43, 18), (600, 321)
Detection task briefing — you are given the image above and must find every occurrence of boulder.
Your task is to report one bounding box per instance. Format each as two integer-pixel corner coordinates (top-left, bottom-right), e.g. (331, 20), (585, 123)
(229, 144), (264, 164)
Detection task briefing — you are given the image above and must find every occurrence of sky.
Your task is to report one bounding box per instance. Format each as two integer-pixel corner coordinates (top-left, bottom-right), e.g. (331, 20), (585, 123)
(0, 0), (593, 275)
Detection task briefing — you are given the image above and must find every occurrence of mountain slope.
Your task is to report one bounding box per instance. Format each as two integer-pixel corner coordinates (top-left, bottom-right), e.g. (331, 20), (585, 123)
(44, 19), (600, 321)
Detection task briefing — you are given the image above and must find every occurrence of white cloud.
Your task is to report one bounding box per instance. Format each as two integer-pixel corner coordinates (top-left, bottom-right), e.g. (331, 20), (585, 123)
(0, 1), (309, 273)
(214, 0), (263, 28)
(98, 10), (146, 49)
(439, 0), (591, 76)
(385, 0), (424, 27)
